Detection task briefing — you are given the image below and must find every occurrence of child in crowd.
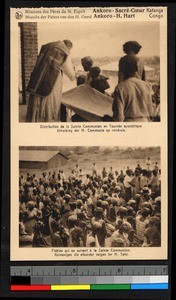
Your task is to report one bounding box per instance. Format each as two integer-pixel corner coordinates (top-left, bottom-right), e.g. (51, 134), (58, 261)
(89, 66), (110, 94)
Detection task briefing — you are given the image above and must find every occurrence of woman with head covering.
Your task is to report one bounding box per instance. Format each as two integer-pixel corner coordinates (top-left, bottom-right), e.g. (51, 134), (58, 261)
(26, 40), (75, 122)
(119, 41), (145, 82)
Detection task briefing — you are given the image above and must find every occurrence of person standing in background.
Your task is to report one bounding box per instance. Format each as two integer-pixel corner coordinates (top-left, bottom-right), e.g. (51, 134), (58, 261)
(118, 41), (145, 82)
(124, 170), (132, 201)
(91, 162), (98, 177)
(146, 157), (152, 171)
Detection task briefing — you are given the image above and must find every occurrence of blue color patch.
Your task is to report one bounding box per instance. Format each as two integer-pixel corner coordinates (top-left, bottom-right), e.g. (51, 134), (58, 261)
(131, 283), (168, 290)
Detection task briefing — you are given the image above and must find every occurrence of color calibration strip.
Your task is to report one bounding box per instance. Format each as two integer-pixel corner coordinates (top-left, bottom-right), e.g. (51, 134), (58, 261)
(10, 265), (169, 291)
(11, 283), (168, 291)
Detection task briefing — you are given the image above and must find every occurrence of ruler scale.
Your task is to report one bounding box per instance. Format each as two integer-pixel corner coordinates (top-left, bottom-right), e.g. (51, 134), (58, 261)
(10, 265), (169, 291)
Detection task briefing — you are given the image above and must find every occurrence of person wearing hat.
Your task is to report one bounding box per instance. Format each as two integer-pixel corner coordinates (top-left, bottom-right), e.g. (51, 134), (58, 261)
(67, 214), (77, 228)
(91, 208), (107, 247)
(76, 199), (83, 212)
(112, 185), (121, 198)
(119, 41), (145, 82)
(81, 56), (94, 84)
(111, 237), (126, 247)
(110, 222), (131, 247)
(26, 39), (75, 122)
(127, 199), (137, 212)
(112, 55), (153, 122)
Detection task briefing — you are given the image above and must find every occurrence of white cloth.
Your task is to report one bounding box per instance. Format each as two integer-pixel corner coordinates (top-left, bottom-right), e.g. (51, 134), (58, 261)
(62, 84), (113, 121)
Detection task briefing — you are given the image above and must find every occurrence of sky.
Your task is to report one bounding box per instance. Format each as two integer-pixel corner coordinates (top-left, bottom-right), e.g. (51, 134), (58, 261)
(38, 21), (160, 58)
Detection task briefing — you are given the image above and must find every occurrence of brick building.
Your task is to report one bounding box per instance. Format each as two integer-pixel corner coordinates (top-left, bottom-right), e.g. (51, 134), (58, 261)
(19, 22), (38, 104)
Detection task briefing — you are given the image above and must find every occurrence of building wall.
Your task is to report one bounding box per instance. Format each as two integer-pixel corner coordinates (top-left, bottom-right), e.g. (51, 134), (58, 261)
(19, 22), (38, 89)
(47, 155), (59, 169)
(60, 155), (68, 167)
(19, 161), (47, 170)
(47, 154), (67, 169)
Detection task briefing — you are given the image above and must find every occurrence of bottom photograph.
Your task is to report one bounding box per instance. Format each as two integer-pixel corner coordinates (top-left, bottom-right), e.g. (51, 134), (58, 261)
(19, 146), (161, 248)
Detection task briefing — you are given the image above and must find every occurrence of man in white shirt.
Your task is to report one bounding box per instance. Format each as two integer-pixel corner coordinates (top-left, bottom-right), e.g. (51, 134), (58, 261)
(123, 170), (132, 200)
(91, 162), (98, 177)
(146, 157), (152, 171)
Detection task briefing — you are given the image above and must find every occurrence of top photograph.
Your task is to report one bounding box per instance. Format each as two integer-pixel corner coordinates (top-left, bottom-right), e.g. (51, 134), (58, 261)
(18, 21), (160, 123)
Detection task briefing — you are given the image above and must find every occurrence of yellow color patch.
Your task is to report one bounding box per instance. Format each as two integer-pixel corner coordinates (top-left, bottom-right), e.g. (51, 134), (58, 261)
(51, 284), (90, 290)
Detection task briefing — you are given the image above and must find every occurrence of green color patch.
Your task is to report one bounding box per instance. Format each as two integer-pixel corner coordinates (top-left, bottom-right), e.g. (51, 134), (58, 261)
(91, 284), (131, 290)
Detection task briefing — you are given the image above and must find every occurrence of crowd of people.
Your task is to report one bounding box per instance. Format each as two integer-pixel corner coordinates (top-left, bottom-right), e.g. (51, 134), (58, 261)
(19, 159), (161, 248)
(26, 40), (160, 122)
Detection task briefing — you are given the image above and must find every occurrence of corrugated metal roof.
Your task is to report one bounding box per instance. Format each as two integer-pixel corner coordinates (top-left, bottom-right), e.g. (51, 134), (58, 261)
(19, 150), (61, 162)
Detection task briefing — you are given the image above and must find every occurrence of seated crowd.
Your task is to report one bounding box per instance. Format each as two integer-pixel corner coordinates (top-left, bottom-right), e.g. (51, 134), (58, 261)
(19, 162), (161, 248)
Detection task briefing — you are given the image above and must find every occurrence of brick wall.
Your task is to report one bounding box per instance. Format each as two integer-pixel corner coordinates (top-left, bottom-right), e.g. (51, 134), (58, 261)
(19, 22), (38, 89)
